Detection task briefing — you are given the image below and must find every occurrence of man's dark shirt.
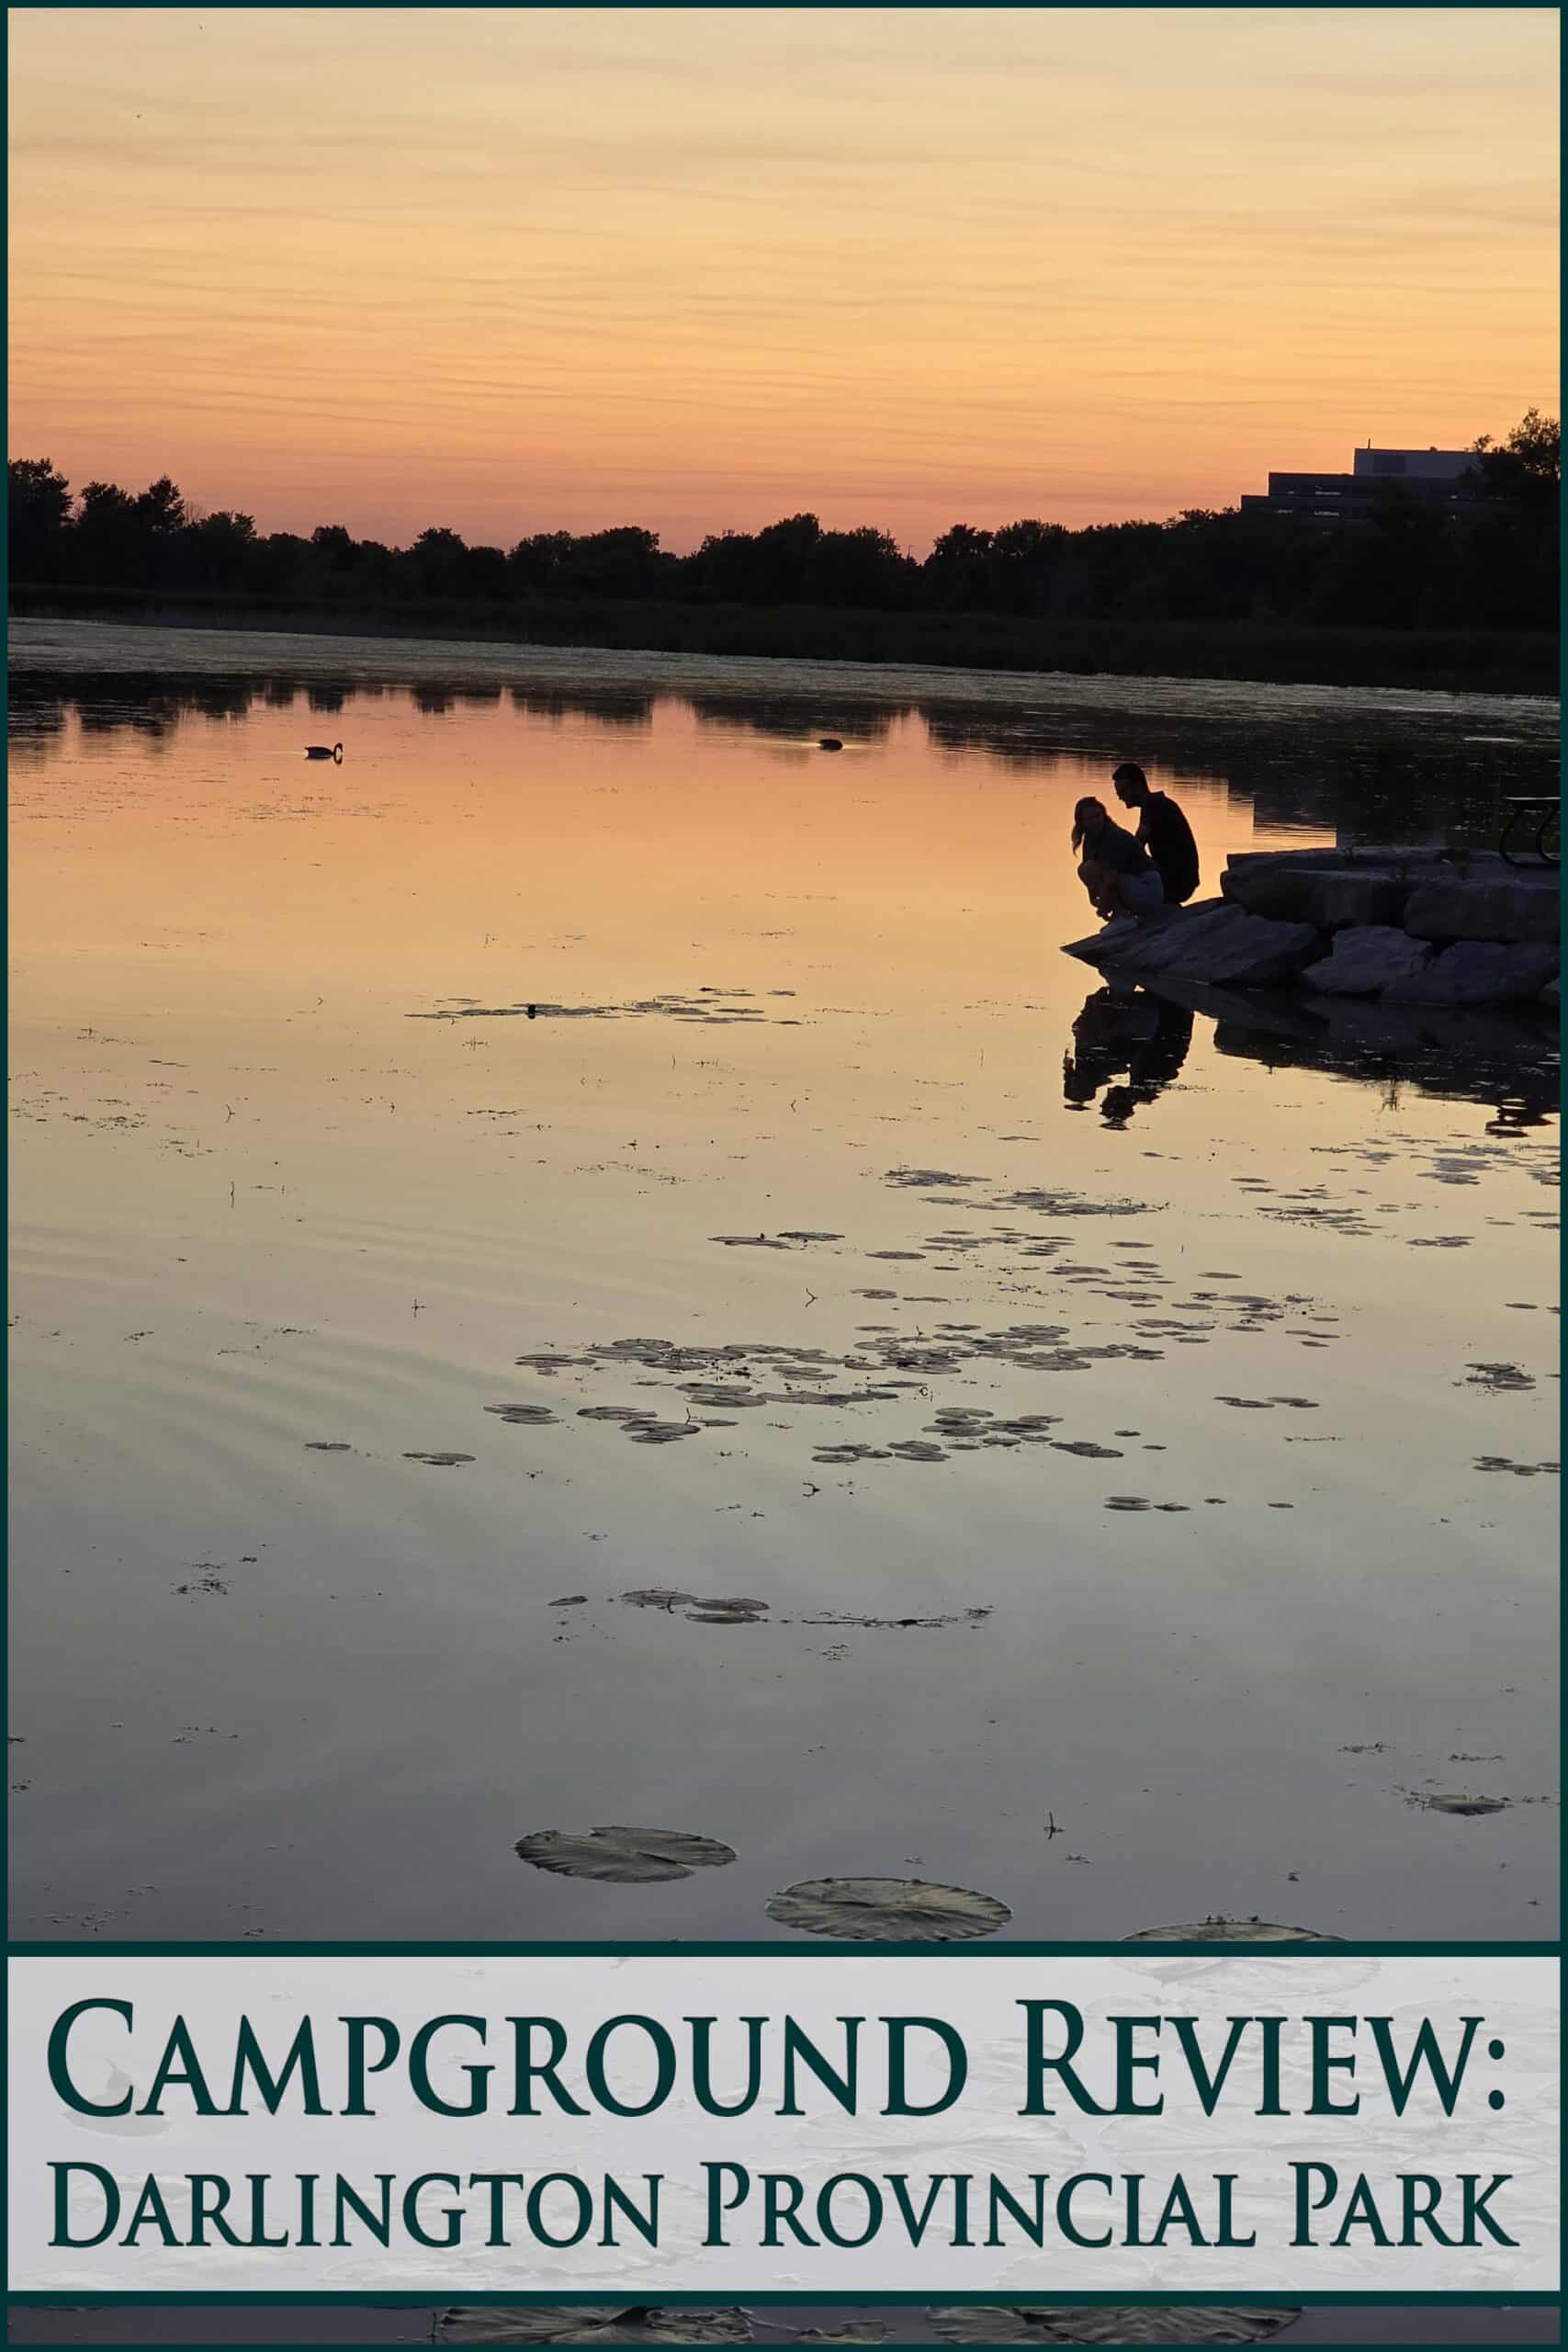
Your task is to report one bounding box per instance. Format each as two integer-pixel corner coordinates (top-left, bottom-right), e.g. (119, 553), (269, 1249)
(1138, 792), (1200, 904)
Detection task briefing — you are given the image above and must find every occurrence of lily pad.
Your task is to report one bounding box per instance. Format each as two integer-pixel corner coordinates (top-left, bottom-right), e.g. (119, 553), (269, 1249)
(795, 2330), (888, 2346)
(1415, 1793), (1509, 1816)
(1124, 1917), (1339, 1942)
(403, 1451), (475, 1467)
(516, 1826), (737, 1883)
(766, 1875), (1010, 1942)
(886, 1168), (980, 1189)
(931, 2309), (1298, 2346)
(622, 1588), (696, 1610)
(438, 2308), (750, 2346)
(685, 1597), (769, 1623)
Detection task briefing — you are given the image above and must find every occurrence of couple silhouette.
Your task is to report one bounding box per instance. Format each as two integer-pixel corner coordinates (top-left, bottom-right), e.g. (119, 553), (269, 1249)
(1073, 762), (1200, 922)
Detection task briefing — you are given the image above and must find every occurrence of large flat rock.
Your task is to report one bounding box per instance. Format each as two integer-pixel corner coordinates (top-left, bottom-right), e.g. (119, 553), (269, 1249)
(1227, 845), (1531, 875)
(1223, 863), (1412, 927)
(1062, 916), (1140, 966)
(1174, 910), (1323, 987)
(1115, 901), (1243, 976)
(1299, 924), (1434, 996)
(1224, 844), (1448, 872)
(1065, 899), (1321, 989)
(1061, 902), (1212, 967)
(1404, 872), (1560, 944)
(1382, 938), (1559, 1006)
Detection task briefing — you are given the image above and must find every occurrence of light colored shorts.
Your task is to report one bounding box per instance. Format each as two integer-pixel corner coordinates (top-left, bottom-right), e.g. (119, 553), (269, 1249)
(1121, 869), (1166, 915)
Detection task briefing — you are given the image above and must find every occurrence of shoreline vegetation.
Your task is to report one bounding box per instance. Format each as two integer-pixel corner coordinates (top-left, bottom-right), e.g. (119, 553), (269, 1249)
(8, 583), (1558, 696)
(9, 413), (1558, 695)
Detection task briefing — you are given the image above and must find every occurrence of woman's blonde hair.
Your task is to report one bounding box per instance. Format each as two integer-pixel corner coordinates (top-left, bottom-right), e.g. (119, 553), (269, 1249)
(1071, 795), (1105, 853)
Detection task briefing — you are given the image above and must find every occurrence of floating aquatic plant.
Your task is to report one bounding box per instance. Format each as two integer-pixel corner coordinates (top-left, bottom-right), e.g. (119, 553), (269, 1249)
(516, 1826), (737, 1883)
(439, 2306), (750, 2345)
(1123, 1917), (1339, 1942)
(931, 2307), (1298, 2346)
(766, 1876), (1009, 1943)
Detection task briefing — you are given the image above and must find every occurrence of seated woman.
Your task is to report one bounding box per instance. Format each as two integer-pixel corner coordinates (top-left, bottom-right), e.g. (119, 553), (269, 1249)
(1071, 796), (1165, 921)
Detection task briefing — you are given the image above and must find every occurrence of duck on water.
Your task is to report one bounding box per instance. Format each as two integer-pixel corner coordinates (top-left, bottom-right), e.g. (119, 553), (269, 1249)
(305, 741), (344, 763)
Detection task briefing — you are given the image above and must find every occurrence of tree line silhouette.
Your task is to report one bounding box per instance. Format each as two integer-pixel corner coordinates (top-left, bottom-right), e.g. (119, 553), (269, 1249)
(10, 412), (1557, 638)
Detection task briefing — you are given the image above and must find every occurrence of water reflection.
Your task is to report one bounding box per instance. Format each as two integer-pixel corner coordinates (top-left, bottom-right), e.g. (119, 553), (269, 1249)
(8, 627), (1558, 1951)
(1063, 986), (1194, 1125)
(1209, 990), (1562, 1133)
(10, 667), (1557, 845)
(688, 694), (897, 743)
(1061, 977), (1558, 1134)
(511, 684), (654, 727)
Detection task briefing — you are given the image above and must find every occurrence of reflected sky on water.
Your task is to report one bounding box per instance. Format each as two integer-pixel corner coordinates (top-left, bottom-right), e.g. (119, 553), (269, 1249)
(8, 624), (1560, 1946)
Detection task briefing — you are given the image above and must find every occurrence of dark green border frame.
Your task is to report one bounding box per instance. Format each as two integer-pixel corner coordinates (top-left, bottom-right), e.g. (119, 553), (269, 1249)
(9, 1940), (1562, 1959)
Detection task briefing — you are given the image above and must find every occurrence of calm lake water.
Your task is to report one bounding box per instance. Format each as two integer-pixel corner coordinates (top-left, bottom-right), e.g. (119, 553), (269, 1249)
(8, 619), (1561, 1947)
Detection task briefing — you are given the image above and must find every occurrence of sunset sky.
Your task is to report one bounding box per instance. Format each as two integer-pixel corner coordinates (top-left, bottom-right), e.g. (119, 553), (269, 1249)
(8, 6), (1560, 553)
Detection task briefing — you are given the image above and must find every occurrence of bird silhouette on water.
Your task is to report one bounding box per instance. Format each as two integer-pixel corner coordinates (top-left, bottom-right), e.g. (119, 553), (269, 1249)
(305, 741), (344, 763)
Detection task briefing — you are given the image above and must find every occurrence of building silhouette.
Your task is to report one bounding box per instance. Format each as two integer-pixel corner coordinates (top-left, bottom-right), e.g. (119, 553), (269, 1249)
(1241, 444), (1479, 525)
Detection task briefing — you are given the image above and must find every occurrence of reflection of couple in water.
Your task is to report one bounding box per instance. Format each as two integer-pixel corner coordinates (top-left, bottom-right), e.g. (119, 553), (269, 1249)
(1064, 984), (1193, 1126)
(1062, 764), (1200, 1125)
(1073, 762), (1200, 922)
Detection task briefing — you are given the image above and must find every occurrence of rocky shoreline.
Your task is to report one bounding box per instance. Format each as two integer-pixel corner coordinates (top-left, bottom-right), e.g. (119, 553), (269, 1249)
(1064, 844), (1561, 1010)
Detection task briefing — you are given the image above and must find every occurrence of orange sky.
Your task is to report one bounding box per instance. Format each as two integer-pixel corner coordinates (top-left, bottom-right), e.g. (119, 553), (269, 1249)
(8, 6), (1560, 553)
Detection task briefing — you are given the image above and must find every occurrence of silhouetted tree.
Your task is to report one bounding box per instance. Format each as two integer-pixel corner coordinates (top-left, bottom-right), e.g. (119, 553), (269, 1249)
(690, 513), (827, 605)
(248, 530), (314, 597)
(72, 481), (142, 582)
(183, 509), (257, 592)
(1460, 412), (1561, 629)
(988, 517), (1071, 614)
(805, 526), (912, 608)
(457, 543), (508, 599)
(507, 530), (576, 594)
(409, 526), (468, 600)
(8, 457), (73, 579)
(751, 513), (822, 602)
(1471, 408), (1560, 505)
(571, 526), (668, 597)
(135, 475), (186, 537)
(926, 524), (995, 609)
(689, 528), (757, 603)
